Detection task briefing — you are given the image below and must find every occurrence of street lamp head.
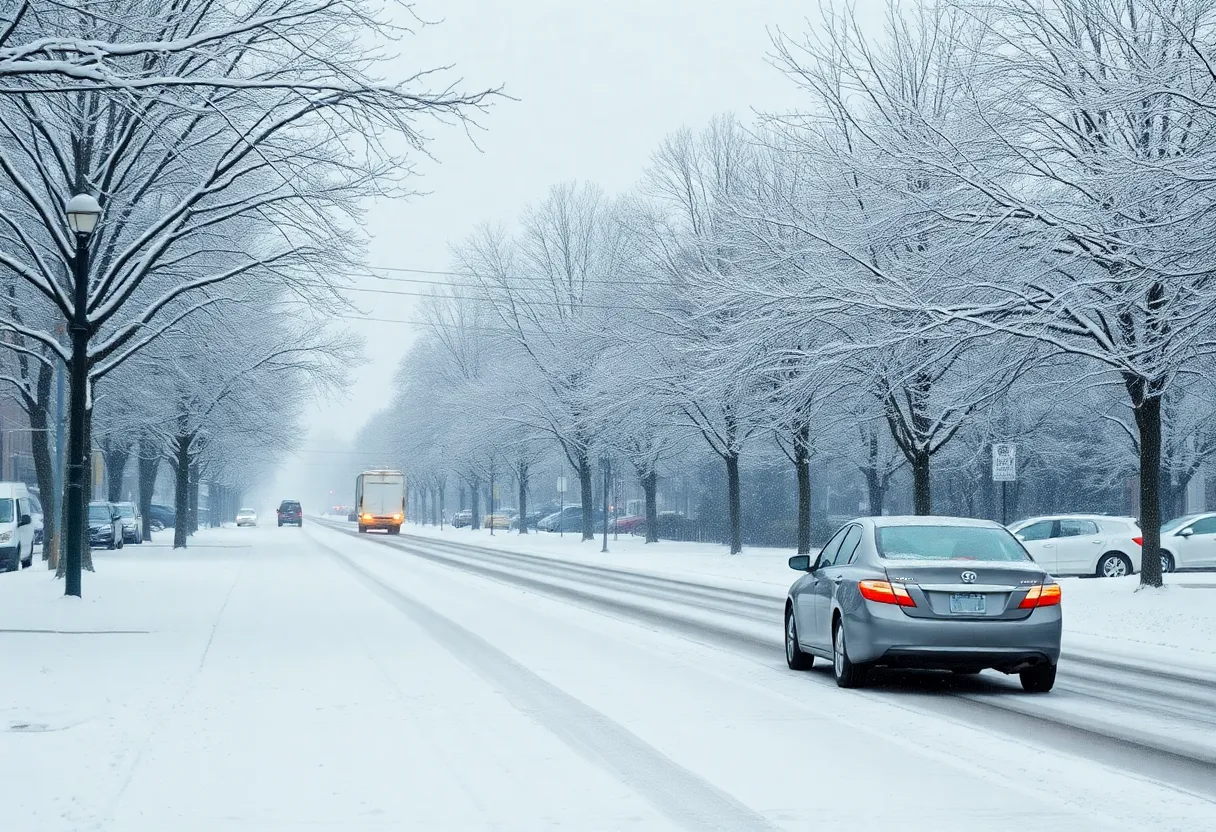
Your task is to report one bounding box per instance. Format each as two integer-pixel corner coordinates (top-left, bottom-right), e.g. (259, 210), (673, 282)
(65, 194), (102, 236)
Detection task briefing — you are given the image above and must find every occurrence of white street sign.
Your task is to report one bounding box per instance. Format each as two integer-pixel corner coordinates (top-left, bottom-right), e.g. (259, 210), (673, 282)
(556, 476), (568, 493)
(992, 443), (1017, 482)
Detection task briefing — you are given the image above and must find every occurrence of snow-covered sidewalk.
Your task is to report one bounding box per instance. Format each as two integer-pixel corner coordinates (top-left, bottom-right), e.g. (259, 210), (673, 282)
(399, 521), (1216, 674)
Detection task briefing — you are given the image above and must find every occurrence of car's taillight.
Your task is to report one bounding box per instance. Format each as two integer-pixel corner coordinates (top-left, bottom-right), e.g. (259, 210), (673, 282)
(1019, 583), (1062, 609)
(858, 580), (916, 607)
(1133, 536), (1143, 546)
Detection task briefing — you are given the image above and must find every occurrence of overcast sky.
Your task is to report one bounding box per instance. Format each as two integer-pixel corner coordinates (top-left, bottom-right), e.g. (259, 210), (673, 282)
(269, 0), (878, 504)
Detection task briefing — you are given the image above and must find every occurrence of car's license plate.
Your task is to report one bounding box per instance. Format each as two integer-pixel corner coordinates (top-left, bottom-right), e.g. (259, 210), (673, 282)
(950, 593), (986, 614)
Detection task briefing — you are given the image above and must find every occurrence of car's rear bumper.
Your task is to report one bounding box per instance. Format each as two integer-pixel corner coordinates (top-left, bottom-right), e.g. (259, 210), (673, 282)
(847, 603), (1062, 671)
(360, 517), (399, 529)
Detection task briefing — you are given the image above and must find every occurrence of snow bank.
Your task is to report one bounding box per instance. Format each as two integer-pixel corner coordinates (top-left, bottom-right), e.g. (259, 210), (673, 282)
(401, 521), (797, 591)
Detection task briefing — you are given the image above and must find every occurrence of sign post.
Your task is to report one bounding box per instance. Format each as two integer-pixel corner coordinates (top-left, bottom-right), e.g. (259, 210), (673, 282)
(556, 475), (567, 538)
(992, 443), (1018, 525)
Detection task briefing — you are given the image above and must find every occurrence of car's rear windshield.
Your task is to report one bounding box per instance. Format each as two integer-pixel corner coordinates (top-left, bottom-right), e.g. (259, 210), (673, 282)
(281, 502), (300, 510)
(1161, 515), (1198, 533)
(876, 525), (1032, 562)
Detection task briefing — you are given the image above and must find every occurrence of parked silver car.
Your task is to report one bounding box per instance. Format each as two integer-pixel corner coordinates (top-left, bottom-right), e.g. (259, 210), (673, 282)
(785, 516), (1062, 692)
(114, 501), (143, 544)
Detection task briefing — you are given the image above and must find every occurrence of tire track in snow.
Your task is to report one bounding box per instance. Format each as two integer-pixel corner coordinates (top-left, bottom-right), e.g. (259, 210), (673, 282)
(312, 533), (780, 832)
(317, 522), (1216, 801)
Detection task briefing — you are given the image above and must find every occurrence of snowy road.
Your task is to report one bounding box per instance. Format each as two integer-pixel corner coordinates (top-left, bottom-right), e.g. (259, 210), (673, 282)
(334, 524), (1216, 793)
(4, 524), (1216, 831)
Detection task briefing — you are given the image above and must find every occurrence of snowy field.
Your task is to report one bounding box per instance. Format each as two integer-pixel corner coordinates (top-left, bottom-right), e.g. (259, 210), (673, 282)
(2, 524), (1215, 830)
(400, 520), (1216, 672)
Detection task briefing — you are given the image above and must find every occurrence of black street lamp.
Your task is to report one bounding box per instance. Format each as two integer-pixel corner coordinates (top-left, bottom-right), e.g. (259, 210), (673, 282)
(63, 194), (101, 598)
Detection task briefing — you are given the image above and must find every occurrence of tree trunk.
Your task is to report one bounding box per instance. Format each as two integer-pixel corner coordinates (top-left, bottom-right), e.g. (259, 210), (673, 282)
(438, 478), (446, 527)
(30, 361), (56, 566)
(207, 480), (220, 527)
(794, 423), (812, 555)
(725, 452), (742, 554)
(601, 457), (610, 552)
(172, 434), (191, 549)
(642, 468), (659, 543)
(912, 450), (931, 515)
(517, 462), (529, 535)
(1136, 393), (1164, 588)
(103, 442), (130, 502)
(188, 461), (199, 534)
(419, 485), (427, 526)
(468, 476), (481, 529)
(578, 454), (594, 541)
(138, 441), (159, 542)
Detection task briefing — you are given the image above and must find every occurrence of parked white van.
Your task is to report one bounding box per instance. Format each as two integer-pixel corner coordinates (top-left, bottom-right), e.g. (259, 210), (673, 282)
(0, 482), (35, 572)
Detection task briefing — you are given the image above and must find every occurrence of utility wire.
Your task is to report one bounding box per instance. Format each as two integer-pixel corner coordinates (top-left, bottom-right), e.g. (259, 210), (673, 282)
(353, 264), (684, 289)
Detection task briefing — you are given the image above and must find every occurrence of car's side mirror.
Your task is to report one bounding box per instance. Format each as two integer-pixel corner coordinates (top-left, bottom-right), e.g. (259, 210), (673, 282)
(18, 514), (31, 527)
(788, 555), (811, 572)
(1180, 528), (1195, 537)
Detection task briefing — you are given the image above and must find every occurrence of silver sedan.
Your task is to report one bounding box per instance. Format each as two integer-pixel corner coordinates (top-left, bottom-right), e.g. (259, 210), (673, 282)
(784, 516), (1062, 692)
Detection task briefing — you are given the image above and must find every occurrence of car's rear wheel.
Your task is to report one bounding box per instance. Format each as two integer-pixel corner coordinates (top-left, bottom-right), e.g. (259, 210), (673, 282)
(1019, 663), (1057, 693)
(832, 619), (868, 688)
(358, 524), (367, 533)
(1098, 552), (1131, 578)
(1161, 552), (1175, 574)
(388, 525), (400, 535)
(784, 607), (814, 670)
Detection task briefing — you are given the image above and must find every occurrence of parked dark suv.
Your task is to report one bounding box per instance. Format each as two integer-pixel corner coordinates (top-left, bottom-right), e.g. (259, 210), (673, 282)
(277, 500), (303, 527)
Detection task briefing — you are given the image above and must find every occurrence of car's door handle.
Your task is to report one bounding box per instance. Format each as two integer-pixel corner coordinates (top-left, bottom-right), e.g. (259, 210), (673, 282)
(832, 576), (843, 585)
(1042, 543), (1054, 548)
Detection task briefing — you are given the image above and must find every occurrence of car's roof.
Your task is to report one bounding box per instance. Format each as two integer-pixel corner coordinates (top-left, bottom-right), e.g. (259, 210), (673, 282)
(865, 515), (1004, 529)
(238, 507), (255, 512)
(1012, 514), (1138, 525)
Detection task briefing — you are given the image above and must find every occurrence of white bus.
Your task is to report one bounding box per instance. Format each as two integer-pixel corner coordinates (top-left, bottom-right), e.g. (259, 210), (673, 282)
(355, 470), (405, 534)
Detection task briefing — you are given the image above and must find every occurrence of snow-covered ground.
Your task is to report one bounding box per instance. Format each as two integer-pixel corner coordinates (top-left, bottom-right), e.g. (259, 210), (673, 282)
(3, 525), (1215, 830)
(402, 521), (1216, 671)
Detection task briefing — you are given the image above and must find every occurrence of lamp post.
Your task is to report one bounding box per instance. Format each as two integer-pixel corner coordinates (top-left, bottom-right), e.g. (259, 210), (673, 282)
(63, 194), (101, 598)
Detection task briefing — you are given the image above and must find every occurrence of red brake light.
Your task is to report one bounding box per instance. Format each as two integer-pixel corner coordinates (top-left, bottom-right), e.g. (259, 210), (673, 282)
(1019, 583), (1062, 609)
(858, 580), (916, 607)
(1132, 536), (1143, 546)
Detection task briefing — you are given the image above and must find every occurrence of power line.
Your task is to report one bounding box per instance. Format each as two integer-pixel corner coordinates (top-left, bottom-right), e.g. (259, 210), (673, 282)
(335, 283), (664, 313)
(352, 264), (684, 289)
(328, 312), (530, 336)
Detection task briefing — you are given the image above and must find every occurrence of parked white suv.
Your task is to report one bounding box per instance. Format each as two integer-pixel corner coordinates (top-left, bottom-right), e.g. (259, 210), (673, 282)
(1009, 515), (1142, 578)
(1159, 513), (1216, 573)
(0, 481), (36, 572)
